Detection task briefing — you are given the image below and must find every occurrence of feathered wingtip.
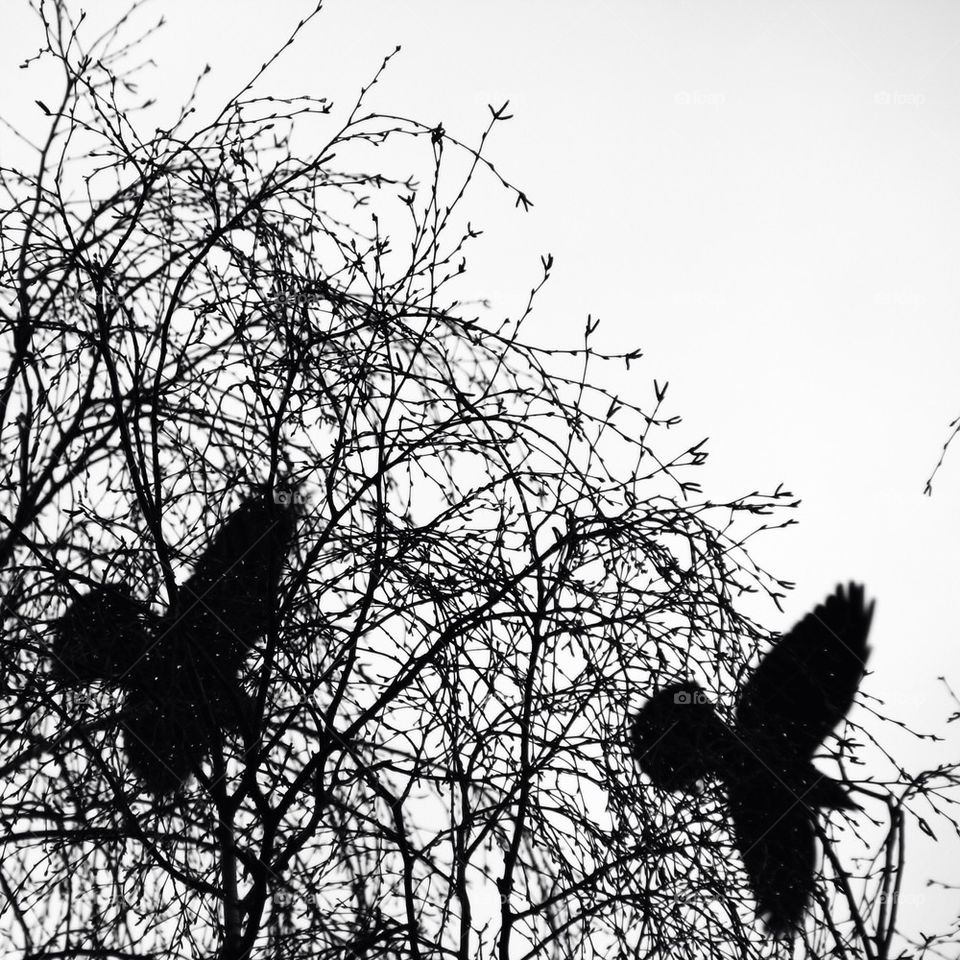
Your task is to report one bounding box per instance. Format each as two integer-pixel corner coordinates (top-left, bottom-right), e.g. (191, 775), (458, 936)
(176, 490), (297, 658)
(187, 491), (296, 584)
(829, 581), (875, 644)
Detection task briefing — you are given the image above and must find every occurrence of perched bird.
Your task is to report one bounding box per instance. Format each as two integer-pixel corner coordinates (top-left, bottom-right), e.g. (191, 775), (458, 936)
(51, 491), (296, 794)
(630, 583), (874, 936)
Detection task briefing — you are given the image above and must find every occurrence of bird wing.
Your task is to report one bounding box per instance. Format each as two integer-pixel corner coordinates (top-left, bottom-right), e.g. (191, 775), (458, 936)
(728, 774), (817, 936)
(175, 496), (295, 665)
(735, 583), (873, 760)
(51, 584), (156, 684)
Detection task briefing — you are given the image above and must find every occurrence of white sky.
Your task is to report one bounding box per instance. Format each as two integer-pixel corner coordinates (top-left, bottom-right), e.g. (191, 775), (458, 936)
(3, 0), (959, 944)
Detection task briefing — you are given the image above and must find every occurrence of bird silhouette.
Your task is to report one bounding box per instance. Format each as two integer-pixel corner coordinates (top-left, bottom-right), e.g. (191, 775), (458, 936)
(630, 582), (874, 935)
(51, 492), (296, 794)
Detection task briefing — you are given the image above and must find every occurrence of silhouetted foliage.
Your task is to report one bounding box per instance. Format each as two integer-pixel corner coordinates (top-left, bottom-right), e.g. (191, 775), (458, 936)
(0, 4), (957, 960)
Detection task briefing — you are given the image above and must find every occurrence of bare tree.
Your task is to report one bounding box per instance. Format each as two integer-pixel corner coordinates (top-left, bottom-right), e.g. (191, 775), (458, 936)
(0, 3), (957, 958)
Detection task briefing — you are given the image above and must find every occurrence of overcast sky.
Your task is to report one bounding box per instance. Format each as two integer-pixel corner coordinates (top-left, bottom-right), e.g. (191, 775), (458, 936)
(3, 0), (959, 941)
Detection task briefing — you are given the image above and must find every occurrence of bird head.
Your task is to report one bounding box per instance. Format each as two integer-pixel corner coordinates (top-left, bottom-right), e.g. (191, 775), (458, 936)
(630, 681), (725, 792)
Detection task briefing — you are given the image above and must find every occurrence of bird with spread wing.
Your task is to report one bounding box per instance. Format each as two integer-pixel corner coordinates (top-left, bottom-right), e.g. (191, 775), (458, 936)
(50, 492), (296, 794)
(630, 582), (874, 936)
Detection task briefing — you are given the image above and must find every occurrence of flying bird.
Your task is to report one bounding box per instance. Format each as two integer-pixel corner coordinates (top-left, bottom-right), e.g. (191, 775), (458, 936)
(51, 492), (296, 794)
(630, 582), (874, 936)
